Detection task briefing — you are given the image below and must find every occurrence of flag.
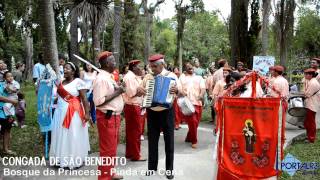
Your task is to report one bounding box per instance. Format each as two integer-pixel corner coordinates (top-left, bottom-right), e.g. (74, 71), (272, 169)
(217, 97), (283, 179)
(37, 81), (53, 132)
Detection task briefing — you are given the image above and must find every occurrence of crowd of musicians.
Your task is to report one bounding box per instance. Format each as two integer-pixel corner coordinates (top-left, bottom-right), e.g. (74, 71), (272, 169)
(29, 52), (320, 180)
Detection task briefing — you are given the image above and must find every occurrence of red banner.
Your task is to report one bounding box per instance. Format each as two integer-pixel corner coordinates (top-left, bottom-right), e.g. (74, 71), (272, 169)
(217, 97), (282, 179)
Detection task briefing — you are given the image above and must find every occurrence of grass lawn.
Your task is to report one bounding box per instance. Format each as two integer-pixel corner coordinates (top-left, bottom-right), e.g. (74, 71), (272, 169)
(280, 131), (320, 180)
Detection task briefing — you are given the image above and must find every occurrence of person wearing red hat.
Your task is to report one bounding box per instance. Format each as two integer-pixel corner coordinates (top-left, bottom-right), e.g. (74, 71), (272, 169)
(310, 57), (320, 83)
(303, 68), (320, 143)
(179, 62), (206, 149)
(92, 51), (125, 180)
(269, 65), (289, 99)
(142, 54), (179, 179)
(122, 60), (147, 161)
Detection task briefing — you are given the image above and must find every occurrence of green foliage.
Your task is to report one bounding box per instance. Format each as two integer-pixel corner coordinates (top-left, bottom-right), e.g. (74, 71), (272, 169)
(152, 19), (176, 63)
(183, 11), (230, 67)
(294, 8), (320, 57)
(54, 5), (69, 55)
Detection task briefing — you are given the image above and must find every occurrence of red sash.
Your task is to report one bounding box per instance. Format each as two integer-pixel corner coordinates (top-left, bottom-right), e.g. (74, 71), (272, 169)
(57, 83), (85, 129)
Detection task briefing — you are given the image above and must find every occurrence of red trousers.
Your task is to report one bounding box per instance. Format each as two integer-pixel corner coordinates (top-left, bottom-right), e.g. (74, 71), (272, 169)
(304, 109), (317, 143)
(173, 98), (183, 128)
(96, 110), (120, 180)
(184, 105), (202, 144)
(124, 104), (142, 160)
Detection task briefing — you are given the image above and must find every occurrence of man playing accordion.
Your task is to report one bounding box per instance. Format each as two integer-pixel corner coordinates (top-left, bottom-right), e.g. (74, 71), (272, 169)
(141, 54), (180, 179)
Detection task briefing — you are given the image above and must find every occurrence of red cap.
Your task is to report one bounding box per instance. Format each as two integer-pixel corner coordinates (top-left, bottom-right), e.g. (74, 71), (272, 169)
(148, 54), (164, 62)
(97, 51), (113, 62)
(312, 57), (320, 63)
(304, 68), (316, 73)
(274, 65), (284, 72)
(128, 60), (141, 66)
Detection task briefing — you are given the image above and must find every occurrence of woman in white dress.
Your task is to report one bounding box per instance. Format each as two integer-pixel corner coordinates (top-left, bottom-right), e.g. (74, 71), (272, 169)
(80, 63), (97, 123)
(50, 62), (91, 169)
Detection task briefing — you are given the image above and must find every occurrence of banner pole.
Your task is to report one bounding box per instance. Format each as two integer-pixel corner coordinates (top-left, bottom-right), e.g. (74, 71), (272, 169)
(45, 132), (48, 159)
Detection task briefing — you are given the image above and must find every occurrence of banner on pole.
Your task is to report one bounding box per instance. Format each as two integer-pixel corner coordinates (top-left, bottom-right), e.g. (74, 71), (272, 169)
(252, 56), (275, 76)
(217, 97), (283, 179)
(37, 81), (53, 132)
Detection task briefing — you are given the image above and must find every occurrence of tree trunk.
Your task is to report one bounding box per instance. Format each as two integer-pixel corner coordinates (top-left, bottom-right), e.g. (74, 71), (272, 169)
(24, 0), (33, 81)
(70, 9), (79, 65)
(175, 5), (187, 69)
(144, 12), (152, 65)
(92, 24), (100, 65)
(178, 39), (182, 72)
(39, 0), (59, 72)
(123, 0), (137, 65)
(230, 0), (249, 67)
(113, 2), (122, 69)
(82, 23), (89, 60)
(276, 0), (295, 67)
(261, 0), (271, 56)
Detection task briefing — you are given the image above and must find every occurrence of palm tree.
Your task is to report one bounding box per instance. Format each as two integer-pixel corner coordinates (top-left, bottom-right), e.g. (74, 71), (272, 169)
(72, 0), (112, 65)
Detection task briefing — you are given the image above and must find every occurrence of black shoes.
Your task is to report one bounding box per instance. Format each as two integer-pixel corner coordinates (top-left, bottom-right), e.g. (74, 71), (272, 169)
(166, 174), (174, 179)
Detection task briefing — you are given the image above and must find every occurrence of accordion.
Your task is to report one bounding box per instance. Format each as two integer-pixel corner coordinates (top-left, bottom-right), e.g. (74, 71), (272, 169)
(142, 75), (176, 109)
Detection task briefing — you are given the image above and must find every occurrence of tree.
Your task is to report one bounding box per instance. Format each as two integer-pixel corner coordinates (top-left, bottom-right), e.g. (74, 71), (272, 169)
(122, 0), (140, 66)
(230, 0), (249, 67)
(247, 0), (261, 68)
(154, 28), (176, 62)
(142, 0), (165, 64)
(24, 0), (34, 80)
(113, 0), (122, 68)
(174, 0), (204, 70)
(183, 12), (229, 66)
(275, 0), (295, 66)
(261, 0), (271, 55)
(294, 8), (320, 57)
(70, 5), (79, 64)
(38, 0), (59, 71)
(72, 0), (112, 65)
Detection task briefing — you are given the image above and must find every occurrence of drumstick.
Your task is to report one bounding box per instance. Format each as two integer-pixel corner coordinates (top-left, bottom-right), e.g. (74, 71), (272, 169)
(73, 54), (101, 73)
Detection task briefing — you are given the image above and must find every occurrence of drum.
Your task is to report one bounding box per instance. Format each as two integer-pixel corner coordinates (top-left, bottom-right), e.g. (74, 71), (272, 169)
(177, 97), (195, 116)
(286, 113), (305, 127)
(288, 95), (306, 117)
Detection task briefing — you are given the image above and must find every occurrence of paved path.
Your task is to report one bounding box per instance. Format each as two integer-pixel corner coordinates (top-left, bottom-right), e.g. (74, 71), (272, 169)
(0, 121), (305, 180)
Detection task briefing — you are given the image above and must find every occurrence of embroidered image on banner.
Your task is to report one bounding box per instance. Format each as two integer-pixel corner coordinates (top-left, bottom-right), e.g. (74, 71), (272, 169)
(37, 81), (53, 132)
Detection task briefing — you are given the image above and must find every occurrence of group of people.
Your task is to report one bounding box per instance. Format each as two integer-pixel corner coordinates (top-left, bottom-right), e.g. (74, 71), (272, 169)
(0, 50), (316, 180)
(0, 59), (26, 155)
(40, 52), (320, 180)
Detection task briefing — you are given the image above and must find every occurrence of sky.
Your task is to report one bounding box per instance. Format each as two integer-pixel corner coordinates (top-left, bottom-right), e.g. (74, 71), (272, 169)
(134, 0), (231, 20)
